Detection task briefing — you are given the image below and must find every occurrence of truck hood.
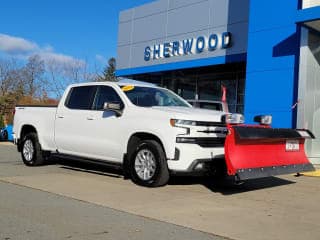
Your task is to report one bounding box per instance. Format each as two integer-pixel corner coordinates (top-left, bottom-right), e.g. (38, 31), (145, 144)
(150, 106), (226, 122)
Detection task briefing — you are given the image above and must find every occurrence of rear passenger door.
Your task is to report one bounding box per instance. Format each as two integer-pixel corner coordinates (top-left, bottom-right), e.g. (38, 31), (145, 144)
(54, 85), (98, 158)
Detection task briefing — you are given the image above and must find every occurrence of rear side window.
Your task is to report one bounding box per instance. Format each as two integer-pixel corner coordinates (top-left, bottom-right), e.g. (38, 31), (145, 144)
(65, 86), (97, 110)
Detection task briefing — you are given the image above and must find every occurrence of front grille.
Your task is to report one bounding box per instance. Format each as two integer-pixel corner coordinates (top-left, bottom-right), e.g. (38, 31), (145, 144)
(195, 121), (226, 127)
(176, 137), (225, 148)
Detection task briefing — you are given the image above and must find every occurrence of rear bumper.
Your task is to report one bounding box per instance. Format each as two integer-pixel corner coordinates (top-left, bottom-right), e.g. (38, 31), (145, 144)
(12, 134), (22, 152)
(236, 163), (315, 180)
(12, 133), (17, 144)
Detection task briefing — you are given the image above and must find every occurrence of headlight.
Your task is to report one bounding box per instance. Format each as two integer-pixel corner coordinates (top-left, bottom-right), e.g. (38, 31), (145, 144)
(222, 114), (245, 124)
(170, 119), (194, 135)
(170, 119), (196, 127)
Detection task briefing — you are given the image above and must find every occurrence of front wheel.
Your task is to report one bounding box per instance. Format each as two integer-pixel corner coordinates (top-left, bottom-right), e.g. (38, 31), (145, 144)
(130, 140), (169, 187)
(21, 132), (44, 166)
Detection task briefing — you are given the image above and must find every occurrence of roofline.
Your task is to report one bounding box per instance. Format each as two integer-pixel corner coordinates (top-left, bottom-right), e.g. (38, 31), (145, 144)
(67, 81), (161, 89)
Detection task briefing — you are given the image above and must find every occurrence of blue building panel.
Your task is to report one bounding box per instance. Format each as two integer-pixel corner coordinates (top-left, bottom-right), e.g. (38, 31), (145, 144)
(245, 27), (298, 72)
(245, 0), (300, 128)
(116, 53), (247, 76)
(296, 6), (320, 23)
(248, 0), (299, 32)
(245, 70), (296, 128)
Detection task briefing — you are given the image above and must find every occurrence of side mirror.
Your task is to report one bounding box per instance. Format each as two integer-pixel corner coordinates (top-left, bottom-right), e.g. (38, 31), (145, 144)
(222, 113), (245, 124)
(103, 102), (123, 117)
(254, 115), (272, 125)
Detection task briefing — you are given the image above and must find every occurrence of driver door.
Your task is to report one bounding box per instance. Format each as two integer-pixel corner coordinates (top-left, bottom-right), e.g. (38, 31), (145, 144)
(83, 85), (127, 162)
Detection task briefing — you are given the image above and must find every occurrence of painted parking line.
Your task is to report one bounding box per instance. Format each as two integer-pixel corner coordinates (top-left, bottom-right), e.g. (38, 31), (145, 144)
(300, 170), (320, 177)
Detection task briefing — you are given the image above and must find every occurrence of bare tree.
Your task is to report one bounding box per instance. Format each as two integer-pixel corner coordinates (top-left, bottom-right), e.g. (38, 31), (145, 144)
(45, 59), (66, 98)
(0, 54), (96, 103)
(0, 58), (20, 97)
(23, 55), (45, 98)
(45, 58), (94, 98)
(62, 59), (94, 83)
(6, 68), (26, 100)
(1, 55), (99, 124)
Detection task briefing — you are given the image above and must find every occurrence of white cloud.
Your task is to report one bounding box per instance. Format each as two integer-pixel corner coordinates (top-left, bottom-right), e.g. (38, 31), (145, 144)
(0, 34), (38, 54)
(39, 51), (85, 68)
(0, 33), (84, 68)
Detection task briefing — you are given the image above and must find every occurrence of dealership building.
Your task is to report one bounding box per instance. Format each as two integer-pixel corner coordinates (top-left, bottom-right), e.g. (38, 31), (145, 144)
(116, 0), (320, 163)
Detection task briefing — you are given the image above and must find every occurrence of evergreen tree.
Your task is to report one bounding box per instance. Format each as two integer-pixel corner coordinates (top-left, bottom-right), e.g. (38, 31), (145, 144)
(97, 57), (117, 82)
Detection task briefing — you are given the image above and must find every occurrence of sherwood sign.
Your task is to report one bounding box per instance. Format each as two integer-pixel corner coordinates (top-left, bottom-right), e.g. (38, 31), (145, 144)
(144, 32), (232, 61)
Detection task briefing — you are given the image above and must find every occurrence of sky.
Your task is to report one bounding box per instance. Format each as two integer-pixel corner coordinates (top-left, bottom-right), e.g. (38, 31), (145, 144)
(0, 0), (153, 69)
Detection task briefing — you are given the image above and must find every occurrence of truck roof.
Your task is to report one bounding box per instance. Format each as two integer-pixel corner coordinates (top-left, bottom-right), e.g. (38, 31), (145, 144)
(68, 81), (158, 89)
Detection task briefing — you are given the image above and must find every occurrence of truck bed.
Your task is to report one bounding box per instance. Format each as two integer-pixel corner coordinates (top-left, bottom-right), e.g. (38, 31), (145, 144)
(13, 105), (58, 151)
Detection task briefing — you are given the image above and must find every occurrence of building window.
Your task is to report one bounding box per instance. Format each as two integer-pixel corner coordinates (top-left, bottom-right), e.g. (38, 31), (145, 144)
(131, 62), (246, 113)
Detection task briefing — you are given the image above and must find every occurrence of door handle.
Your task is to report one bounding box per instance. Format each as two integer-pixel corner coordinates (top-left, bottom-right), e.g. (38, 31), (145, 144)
(57, 115), (64, 119)
(86, 116), (95, 120)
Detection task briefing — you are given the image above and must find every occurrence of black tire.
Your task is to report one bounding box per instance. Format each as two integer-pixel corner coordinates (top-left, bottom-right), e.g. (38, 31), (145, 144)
(129, 140), (169, 187)
(21, 132), (44, 166)
(211, 158), (227, 180)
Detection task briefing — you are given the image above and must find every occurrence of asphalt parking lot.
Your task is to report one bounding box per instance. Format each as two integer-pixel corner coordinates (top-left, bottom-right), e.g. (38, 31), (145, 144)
(1, 142), (320, 240)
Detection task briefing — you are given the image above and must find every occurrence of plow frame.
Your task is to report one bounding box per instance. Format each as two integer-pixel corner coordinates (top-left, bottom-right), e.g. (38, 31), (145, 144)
(224, 124), (315, 180)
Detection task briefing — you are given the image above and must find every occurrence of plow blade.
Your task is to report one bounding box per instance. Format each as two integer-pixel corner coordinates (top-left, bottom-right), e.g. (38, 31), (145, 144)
(224, 126), (315, 180)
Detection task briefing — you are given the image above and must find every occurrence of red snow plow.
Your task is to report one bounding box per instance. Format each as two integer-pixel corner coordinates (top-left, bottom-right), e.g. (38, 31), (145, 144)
(224, 115), (315, 180)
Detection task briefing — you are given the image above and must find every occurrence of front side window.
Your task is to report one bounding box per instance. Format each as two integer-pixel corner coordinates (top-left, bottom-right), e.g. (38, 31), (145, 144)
(94, 86), (123, 110)
(122, 86), (190, 107)
(65, 86), (97, 110)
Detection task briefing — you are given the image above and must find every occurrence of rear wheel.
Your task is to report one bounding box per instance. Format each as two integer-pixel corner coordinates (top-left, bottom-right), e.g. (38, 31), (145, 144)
(21, 132), (44, 166)
(129, 140), (169, 187)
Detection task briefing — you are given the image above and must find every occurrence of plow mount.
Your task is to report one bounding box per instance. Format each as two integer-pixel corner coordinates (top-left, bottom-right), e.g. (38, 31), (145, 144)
(224, 125), (315, 180)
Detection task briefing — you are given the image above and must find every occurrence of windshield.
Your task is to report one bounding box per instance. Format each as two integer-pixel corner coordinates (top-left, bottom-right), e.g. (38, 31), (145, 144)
(122, 86), (191, 107)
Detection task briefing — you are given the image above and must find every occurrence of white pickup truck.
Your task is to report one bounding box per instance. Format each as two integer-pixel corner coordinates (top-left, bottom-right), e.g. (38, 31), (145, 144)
(13, 82), (314, 187)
